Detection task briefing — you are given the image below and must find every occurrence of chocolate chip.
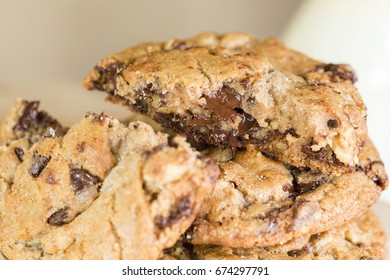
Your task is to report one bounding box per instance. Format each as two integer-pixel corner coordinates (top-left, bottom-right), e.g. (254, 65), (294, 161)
(235, 109), (258, 135)
(290, 167), (329, 195)
(240, 77), (251, 90)
(14, 147), (24, 162)
(301, 143), (326, 160)
(91, 62), (125, 93)
(285, 128), (300, 138)
(36, 111), (62, 135)
(287, 246), (309, 257)
(327, 119), (338, 128)
(256, 205), (291, 220)
(12, 101), (63, 142)
(296, 181), (321, 194)
(47, 208), (70, 226)
(309, 232), (322, 242)
(314, 63), (357, 83)
(203, 86), (242, 119)
(155, 196), (192, 229)
(13, 101), (39, 132)
(171, 41), (192, 50)
(155, 112), (254, 148)
(359, 256), (373, 260)
(357, 160), (388, 188)
(247, 96), (256, 103)
(255, 130), (282, 146)
(70, 169), (101, 193)
(130, 99), (149, 114)
(30, 151), (51, 178)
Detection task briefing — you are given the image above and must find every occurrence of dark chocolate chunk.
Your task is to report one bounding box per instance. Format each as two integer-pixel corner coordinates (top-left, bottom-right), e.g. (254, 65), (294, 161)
(14, 147), (24, 162)
(301, 143), (326, 160)
(240, 77), (252, 90)
(203, 86), (242, 119)
(47, 208), (70, 226)
(255, 130), (282, 146)
(327, 119), (339, 128)
(359, 256), (373, 260)
(91, 62), (125, 93)
(290, 167), (329, 195)
(314, 63), (357, 83)
(130, 98), (149, 114)
(357, 160), (388, 189)
(287, 246), (309, 257)
(171, 41), (192, 50)
(285, 128), (300, 138)
(309, 232), (322, 242)
(12, 101), (63, 143)
(257, 205), (291, 220)
(36, 111), (62, 134)
(13, 101), (39, 132)
(156, 112), (256, 148)
(70, 169), (101, 193)
(30, 151), (51, 178)
(155, 196), (192, 229)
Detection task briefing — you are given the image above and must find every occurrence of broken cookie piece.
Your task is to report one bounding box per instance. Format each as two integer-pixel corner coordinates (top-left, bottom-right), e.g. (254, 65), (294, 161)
(84, 32), (367, 174)
(0, 101), (218, 260)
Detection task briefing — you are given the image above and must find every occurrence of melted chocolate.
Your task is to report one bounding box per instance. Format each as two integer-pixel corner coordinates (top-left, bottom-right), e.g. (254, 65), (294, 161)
(91, 62), (125, 93)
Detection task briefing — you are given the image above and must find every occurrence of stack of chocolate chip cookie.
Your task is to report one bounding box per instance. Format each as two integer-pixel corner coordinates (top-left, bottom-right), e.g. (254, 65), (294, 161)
(0, 32), (387, 260)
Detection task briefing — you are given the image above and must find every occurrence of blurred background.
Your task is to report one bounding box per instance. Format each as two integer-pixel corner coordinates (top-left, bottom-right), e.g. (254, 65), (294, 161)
(1, 0), (389, 207)
(0, 0), (301, 124)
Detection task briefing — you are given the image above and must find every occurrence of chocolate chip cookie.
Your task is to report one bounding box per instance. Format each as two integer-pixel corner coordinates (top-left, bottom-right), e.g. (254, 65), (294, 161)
(185, 139), (386, 248)
(84, 32), (367, 174)
(161, 210), (386, 260)
(0, 102), (218, 259)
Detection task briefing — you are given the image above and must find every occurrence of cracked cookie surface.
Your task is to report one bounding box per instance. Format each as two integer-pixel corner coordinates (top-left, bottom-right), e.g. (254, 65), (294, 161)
(185, 140), (386, 248)
(84, 32), (367, 174)
(0, 101), (218, 260)
(161, 211), (386, 260)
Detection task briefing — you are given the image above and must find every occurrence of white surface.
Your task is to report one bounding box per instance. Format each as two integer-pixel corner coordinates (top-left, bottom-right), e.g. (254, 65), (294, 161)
(373, 201), (390, 259)
(282, 0), (390, 204)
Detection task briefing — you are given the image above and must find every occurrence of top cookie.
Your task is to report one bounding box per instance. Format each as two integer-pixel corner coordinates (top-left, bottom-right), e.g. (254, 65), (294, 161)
(0, 100), (218, 259)
(84, 32), (367, 174)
